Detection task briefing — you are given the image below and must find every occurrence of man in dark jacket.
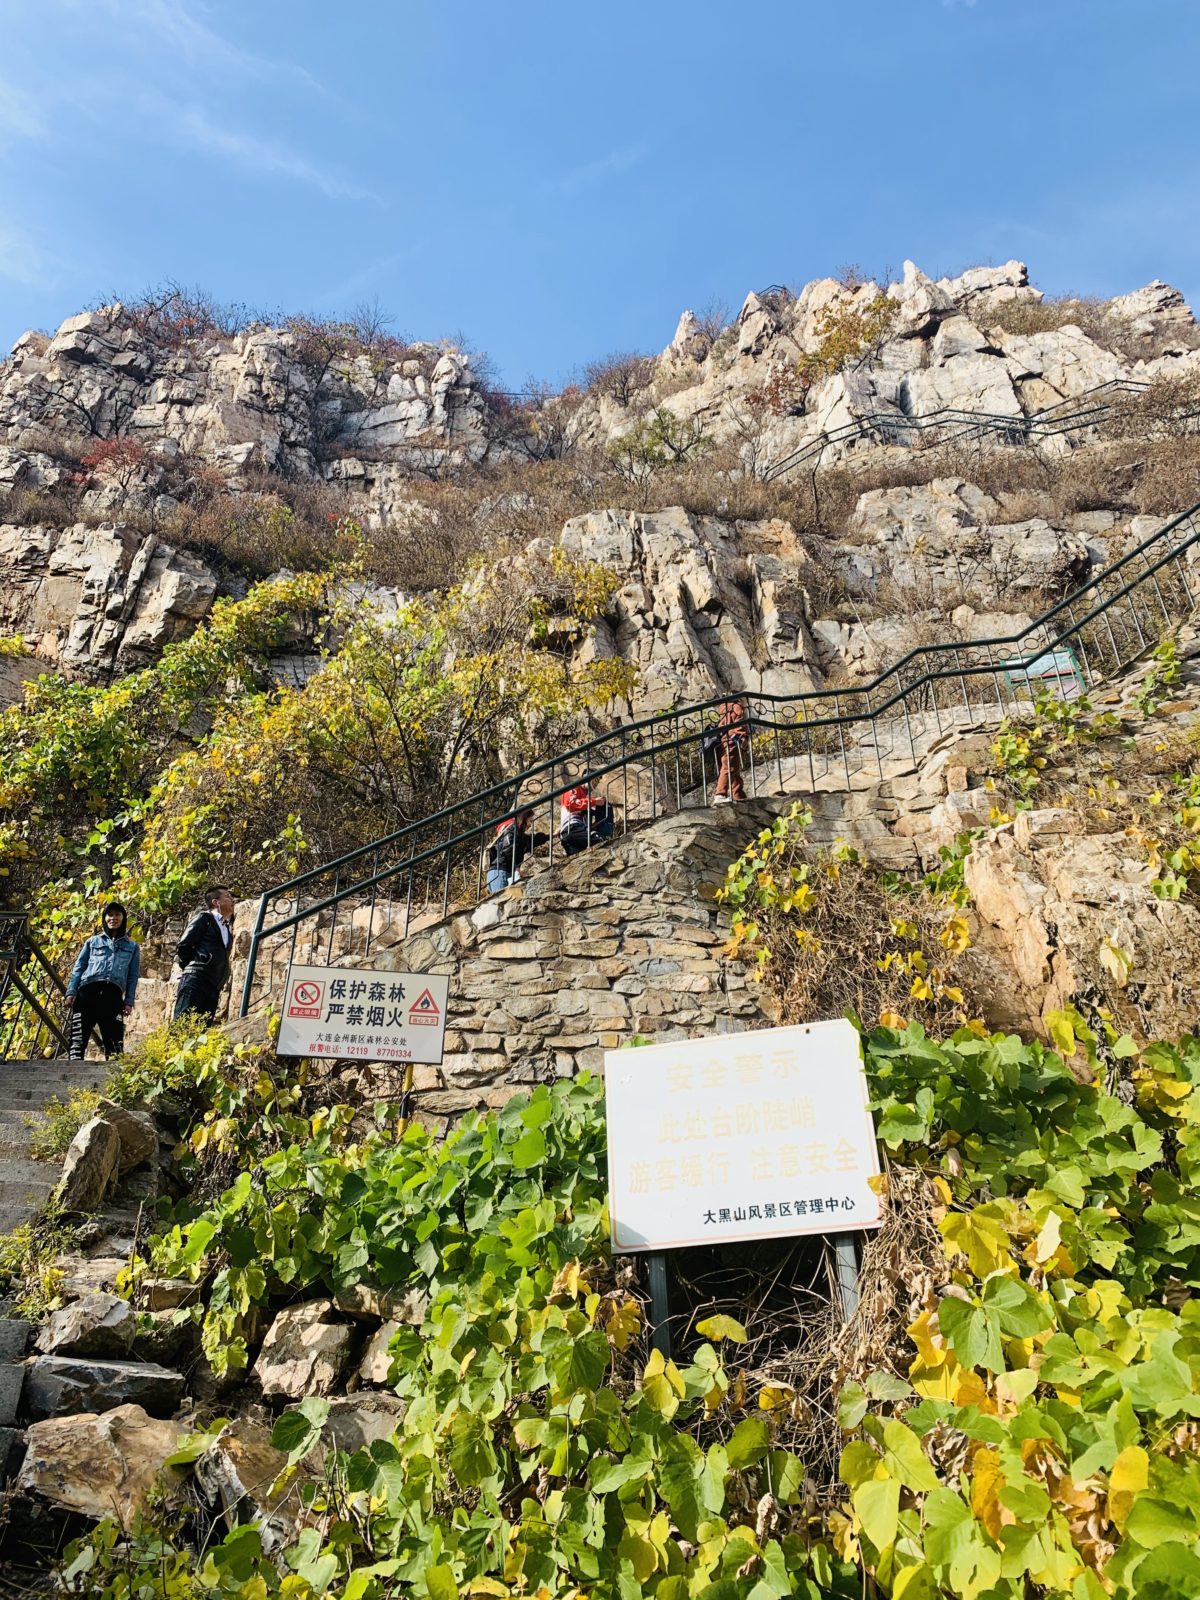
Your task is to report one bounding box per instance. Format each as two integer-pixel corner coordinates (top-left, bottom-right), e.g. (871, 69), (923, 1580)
(173, 886), (236, 1023)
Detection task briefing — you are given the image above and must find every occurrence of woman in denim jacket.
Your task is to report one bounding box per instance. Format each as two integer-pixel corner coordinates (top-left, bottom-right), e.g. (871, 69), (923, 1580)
(65, 903), (140, 1060)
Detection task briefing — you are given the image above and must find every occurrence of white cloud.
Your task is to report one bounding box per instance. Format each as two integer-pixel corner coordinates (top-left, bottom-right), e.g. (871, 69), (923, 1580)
(540, 144), (648, 201)
(174, 106), (378, 202)
(92, 0), (331, 97)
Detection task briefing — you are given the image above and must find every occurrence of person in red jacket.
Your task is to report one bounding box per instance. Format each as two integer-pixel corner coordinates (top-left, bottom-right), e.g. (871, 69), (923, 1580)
(714, 698), (748, 803)
(559, 782), (616, 855)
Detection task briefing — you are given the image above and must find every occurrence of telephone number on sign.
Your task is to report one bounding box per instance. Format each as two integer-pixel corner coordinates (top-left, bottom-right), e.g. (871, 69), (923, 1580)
(307, 1042), (413, 1060)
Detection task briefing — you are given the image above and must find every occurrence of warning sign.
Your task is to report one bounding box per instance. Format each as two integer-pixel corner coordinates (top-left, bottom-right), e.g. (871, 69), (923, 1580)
(409, 988), (441, 1026)
(276, 963), (450, 1064)
(287, 979), (324, 1018)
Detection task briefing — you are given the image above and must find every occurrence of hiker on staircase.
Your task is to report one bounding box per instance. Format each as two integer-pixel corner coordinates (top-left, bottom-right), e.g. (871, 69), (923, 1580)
(64, 903), (141, 1060)
(487, 808), (537, 894)
(559, 781), (616, 856)
(173, 886), (236, 1024)
(713, 697), (749, 803)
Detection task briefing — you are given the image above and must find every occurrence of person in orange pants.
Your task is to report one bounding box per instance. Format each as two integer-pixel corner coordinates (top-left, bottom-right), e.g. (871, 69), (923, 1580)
(714, 698), (748, 802)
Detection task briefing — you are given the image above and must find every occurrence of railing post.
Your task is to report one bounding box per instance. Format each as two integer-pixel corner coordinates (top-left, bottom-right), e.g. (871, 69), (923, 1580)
(239, 893), (268, 1017)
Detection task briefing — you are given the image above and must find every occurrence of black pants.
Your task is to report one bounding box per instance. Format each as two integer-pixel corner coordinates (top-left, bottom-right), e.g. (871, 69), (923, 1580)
(174, 973), (223, 1024)
(69, 983), (124, 1060)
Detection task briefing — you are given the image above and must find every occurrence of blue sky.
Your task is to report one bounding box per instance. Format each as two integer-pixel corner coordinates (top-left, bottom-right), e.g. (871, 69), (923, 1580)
(1, 0), (1198, 386)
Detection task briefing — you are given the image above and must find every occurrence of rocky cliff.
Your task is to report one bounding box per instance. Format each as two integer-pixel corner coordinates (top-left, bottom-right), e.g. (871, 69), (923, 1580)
(0, 261), (1196, 703)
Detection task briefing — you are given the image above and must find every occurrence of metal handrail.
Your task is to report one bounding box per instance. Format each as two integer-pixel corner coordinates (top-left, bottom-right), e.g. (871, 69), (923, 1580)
(239, 495), (1200, 1015)
(0, 912), (69, 1060)
(762, 378), (1154, 482)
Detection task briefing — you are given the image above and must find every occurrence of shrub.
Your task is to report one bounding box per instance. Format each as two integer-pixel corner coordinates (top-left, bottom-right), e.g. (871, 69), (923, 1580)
(583, 350), (656, 406)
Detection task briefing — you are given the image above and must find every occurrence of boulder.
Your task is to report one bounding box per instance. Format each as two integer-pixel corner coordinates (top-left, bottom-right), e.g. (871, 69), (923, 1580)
(96, 1100), (158, 1172)
(55, 1117), (122, 1212)
(22, 1356), (185, 1420)
(1108, 281), (1196, 344)
(334, 1283), (428, 1324)
(252, 1301), (354, 1400)
(17, 1404), (189, 1527)
(37, 1292), (135, 1359)
(139, 1276), (202, 1311)
(317, 1393), (408, 1455)
(358, 1319), (401, 1385)
(196, 1417), (308, 1556)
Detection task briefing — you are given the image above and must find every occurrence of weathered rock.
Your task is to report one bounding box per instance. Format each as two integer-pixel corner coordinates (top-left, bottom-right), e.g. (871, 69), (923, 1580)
(196, 1417), (309, 1556)
(139, 1276), (202, 1311)
(130, 1309), (198, 1366)
(0, 522), (217, 677)
(22, 1356), (185, 1419)
(252, 1301), (354, 1399)
(334, 1283), (428, 1323)
(358, 1319), (401, 1385)
(16, 1404), (189, 1527)
(38, 1292), (135, 1359)
(843, 478), (1089, 607)
(558, 507), (823, 711)
(55, 1117), (122, 1212)
(318, 1393), (408, 1454)
(95, 1099), (158, 1172)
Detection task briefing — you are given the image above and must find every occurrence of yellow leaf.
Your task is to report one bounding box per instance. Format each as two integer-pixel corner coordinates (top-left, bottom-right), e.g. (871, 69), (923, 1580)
(941, 1208), (1016, 1278)
(758, 1384), (796, 1413)
(879, 1010), (908, 1029)
(1106, 1445), (1148, 1531)
(1034, 1211), (1063, 1265)
(970, 1447), (1011, 1541)
(1046, 1010), (1076, 1059)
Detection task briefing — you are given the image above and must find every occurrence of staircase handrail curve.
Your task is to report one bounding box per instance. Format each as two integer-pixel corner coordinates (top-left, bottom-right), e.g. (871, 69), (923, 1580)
(249, 493), (1200, 907)
(246, 500), (1200, 939)
(0, 910), (69, 1060)
(241, 500), (1199, 1012)
(762, 376), (1156, 483)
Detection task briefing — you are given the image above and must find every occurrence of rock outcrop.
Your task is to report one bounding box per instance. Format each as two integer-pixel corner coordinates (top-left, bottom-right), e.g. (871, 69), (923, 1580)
(0, 520), (216, 677)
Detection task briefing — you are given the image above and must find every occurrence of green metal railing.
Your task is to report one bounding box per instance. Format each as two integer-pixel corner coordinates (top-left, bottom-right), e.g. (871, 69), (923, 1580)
(239, 494), (1200, 1015)
(0, 912), (69, 1059)
(761, 379), (1151, 482)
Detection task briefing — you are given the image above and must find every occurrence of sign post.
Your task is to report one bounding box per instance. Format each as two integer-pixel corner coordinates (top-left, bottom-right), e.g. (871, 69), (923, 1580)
(604, 1019), (882, 1341)
(278, 962), (449, 1068)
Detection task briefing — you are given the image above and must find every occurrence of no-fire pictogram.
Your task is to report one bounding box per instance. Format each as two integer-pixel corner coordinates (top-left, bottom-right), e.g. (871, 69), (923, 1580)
(288, 978), (324, 1019)
(408, 987), (442, 1026)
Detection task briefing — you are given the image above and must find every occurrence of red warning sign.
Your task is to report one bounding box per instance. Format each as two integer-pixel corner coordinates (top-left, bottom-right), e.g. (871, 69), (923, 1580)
(288, 978), (324, 1018)
(409, 987), (442, 1026)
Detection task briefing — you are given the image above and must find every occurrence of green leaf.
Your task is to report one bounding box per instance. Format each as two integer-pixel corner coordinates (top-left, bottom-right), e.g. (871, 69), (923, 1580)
(271, 1398), (330, 1464)
(866, 1370), (913, 1401)
(512, 1128), (546, 1168)
(881, 1420), (940, 1492)
(426, 1564), (459, 1600)
(938, 1295), (1003, 1374)
(726, 1417), (770, 1468)
(548, 1327), (609, 1395)
(449, 1411), (497, 1487)
(767, 1449), (805, 1504)
(660, 1434), (710, 1541)
(853, 1475), (900, 1553)
(1125, 1495), (1200, 1546)
(981, 1274), (1052, 1338)
(695, 1314), (748, 1344)
(837, 1381), (869, 1430)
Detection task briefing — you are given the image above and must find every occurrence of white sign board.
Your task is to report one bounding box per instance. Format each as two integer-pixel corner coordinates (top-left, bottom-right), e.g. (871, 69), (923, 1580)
(277, 963), (449, 1064)
(604, 1020), (882, 1253)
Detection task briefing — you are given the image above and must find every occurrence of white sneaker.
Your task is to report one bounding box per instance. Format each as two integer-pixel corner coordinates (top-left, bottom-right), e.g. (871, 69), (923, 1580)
(713, 795), (731, 805)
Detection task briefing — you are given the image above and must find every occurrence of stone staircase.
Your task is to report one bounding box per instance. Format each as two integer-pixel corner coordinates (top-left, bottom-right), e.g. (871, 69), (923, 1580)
(0, 1059), (108, 1235)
